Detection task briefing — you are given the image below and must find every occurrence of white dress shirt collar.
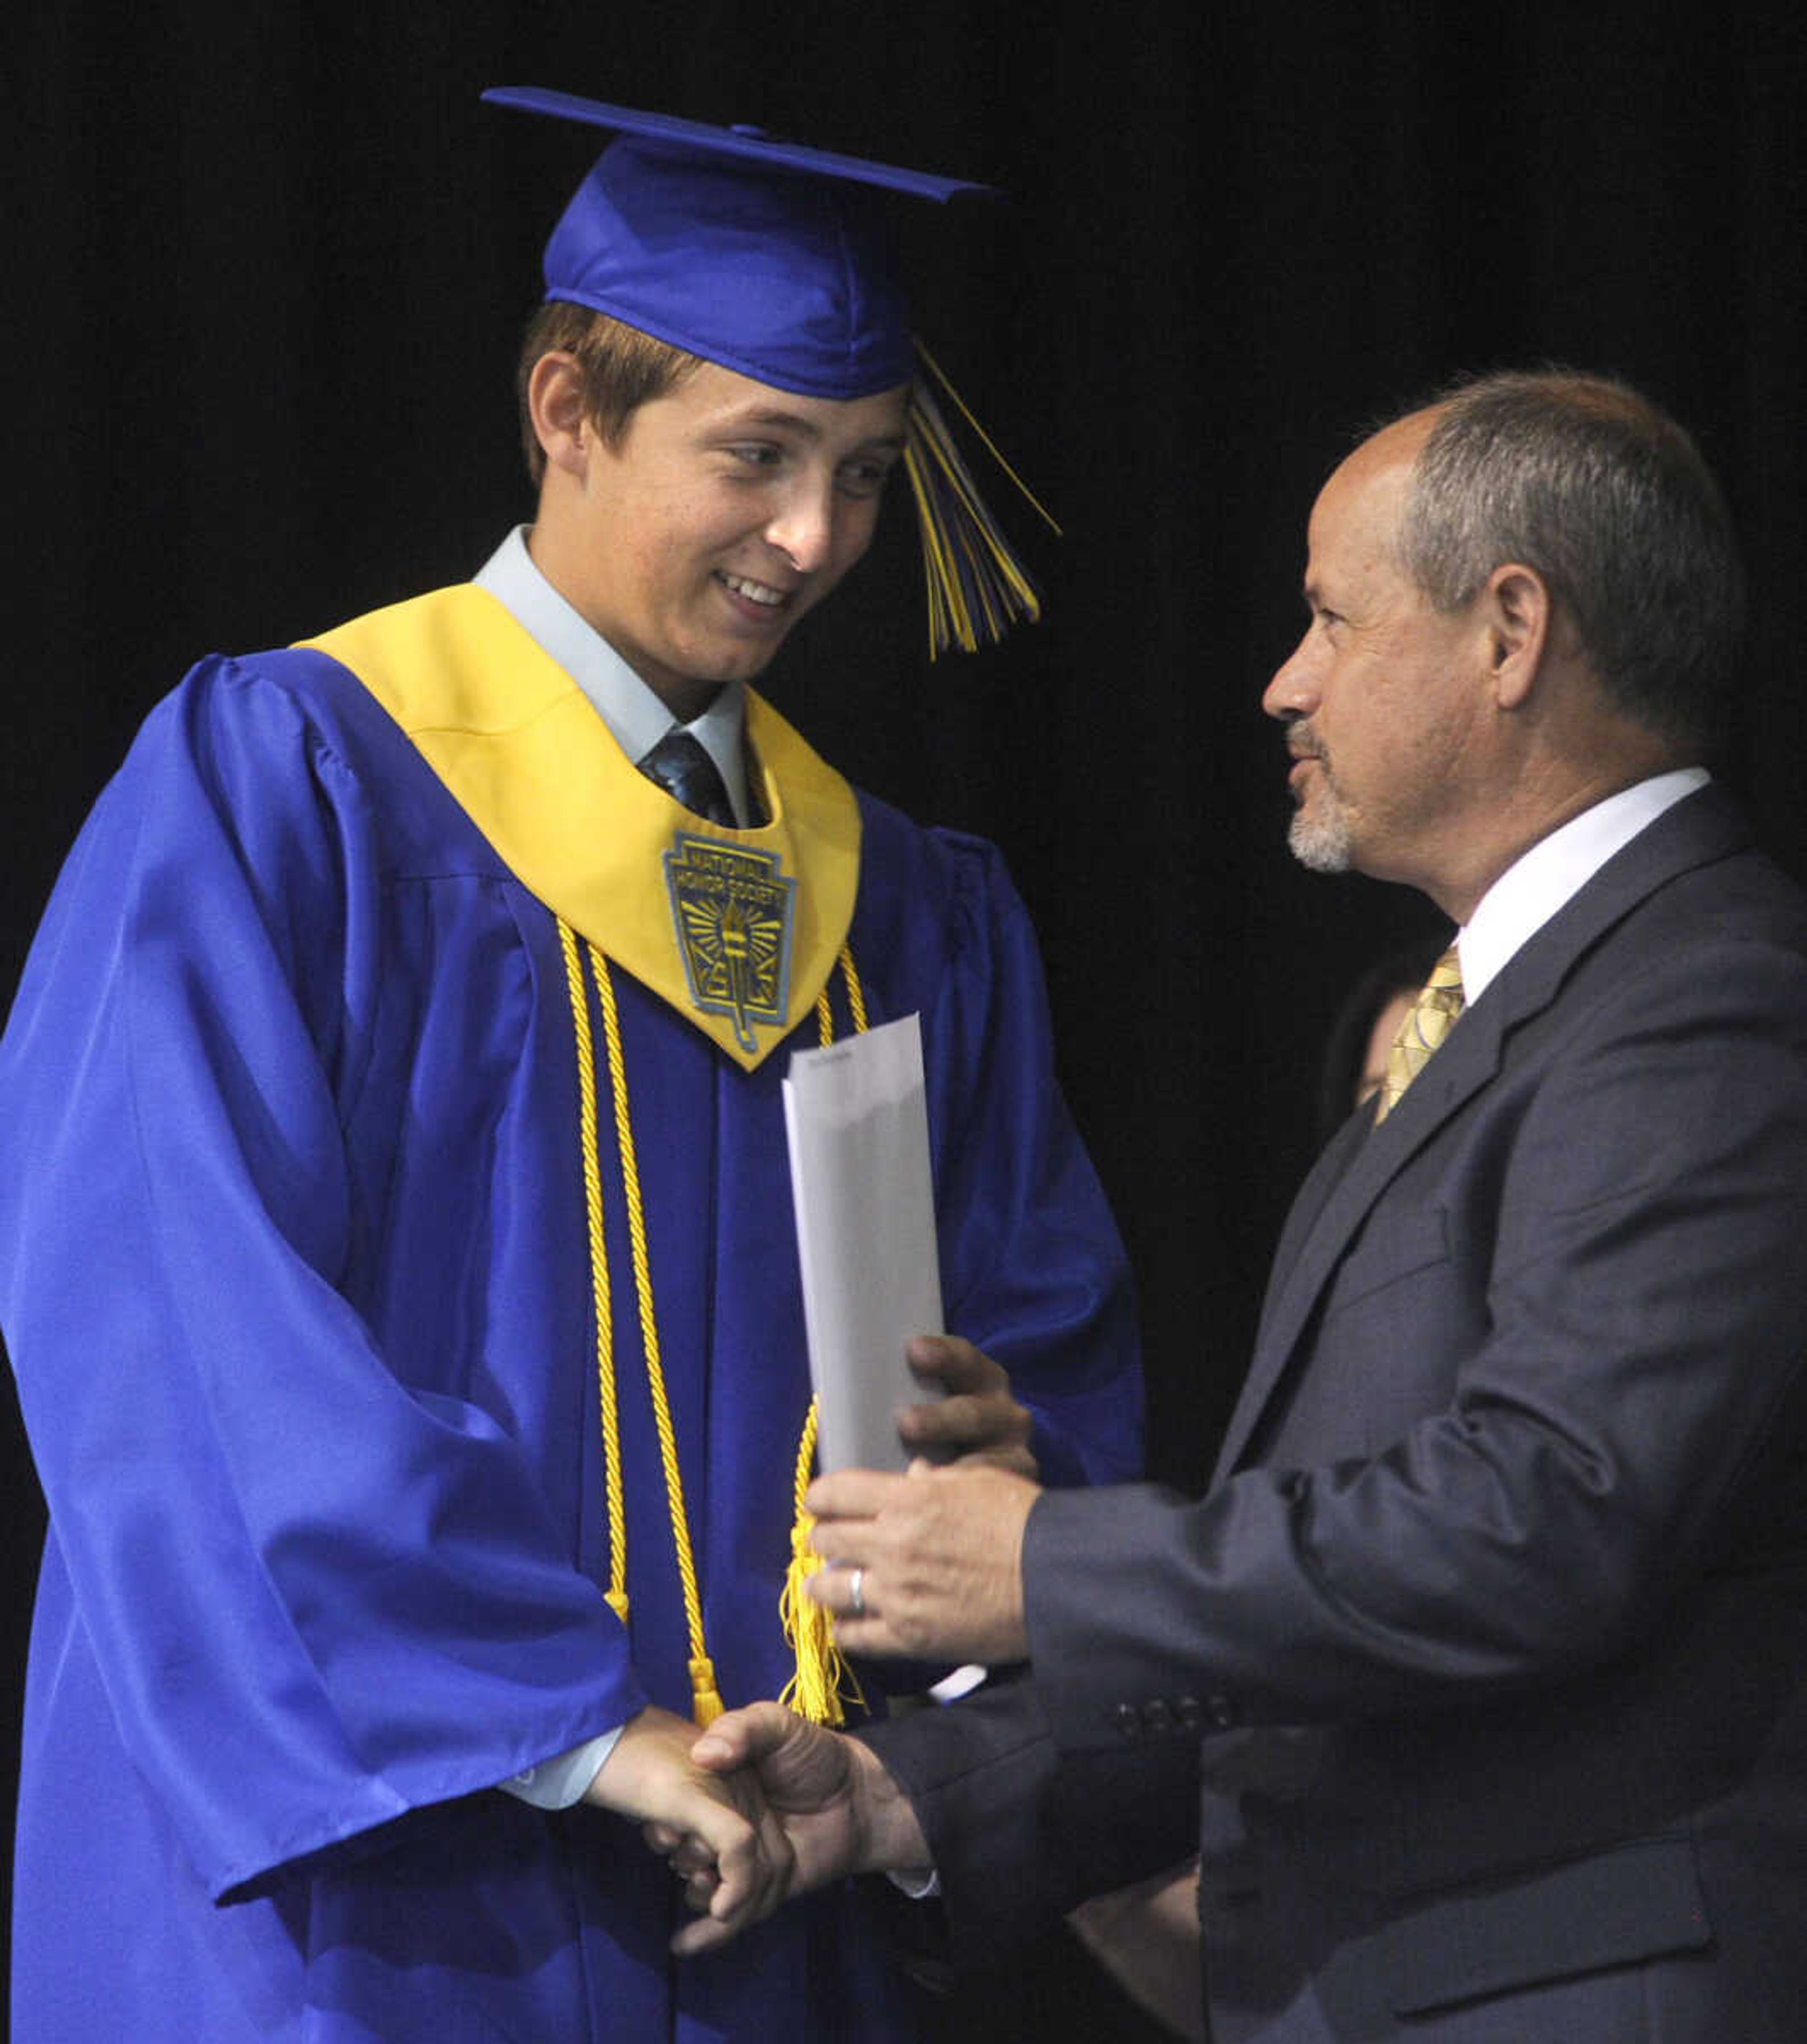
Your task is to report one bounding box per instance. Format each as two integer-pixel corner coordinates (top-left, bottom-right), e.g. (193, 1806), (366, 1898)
(1458, 767), (1710, 1003)
(472, 526), (752, 826)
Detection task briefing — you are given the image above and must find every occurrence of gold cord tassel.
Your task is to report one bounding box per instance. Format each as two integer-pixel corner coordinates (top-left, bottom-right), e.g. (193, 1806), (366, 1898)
(779, 1403), (863, 1726)
(689, 1657), (725, 1727)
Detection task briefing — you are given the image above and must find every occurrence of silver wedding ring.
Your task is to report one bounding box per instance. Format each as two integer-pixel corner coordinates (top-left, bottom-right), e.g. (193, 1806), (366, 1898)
(848, 1567), (866, 1619)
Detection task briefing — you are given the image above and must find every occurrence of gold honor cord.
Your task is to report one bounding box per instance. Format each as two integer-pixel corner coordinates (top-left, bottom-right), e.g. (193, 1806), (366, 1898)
(562, 928), (871, 1728)
(559, 924), (629, 1626)
(561, 926), (720, 1725)
(904, 339), (1063, 660)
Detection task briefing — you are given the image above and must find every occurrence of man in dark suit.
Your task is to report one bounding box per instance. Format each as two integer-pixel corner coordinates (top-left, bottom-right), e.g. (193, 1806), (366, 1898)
(664, 371), (1807, 2040)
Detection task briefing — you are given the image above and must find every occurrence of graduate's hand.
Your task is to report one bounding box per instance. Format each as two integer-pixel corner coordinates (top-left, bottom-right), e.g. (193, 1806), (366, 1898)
(646, 1702), (930, 1940)
(583, 1704), (792, 1952)
(894, 1334), (1038, 1478)
(804, 1461), (1039, 1663)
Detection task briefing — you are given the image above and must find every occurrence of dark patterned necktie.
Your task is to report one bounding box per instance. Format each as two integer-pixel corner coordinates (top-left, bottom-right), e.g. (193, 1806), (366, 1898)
(638, 729), (737, 827)
(1373, 945), (1464, 1124)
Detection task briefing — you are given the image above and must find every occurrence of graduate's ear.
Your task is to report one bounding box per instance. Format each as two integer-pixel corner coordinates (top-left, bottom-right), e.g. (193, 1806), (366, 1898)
(526, 352), (595, 481)
(1483, 562), (1552, 713)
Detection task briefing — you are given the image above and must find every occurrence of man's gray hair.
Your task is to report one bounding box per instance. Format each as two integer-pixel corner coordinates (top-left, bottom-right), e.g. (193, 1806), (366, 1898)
(1393, 370), (1744, 752)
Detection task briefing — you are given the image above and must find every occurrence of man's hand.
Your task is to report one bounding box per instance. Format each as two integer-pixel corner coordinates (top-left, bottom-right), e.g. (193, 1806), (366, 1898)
(582, 1705), (792, 1954)
(804, 1461), (1039, 1663)
(895, 1335), (1038, 1477)
(644, 1702), (930, 1942)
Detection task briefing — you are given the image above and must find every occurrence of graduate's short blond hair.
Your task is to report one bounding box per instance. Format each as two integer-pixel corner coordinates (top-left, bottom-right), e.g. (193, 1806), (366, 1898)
(516, 302), (704, 485)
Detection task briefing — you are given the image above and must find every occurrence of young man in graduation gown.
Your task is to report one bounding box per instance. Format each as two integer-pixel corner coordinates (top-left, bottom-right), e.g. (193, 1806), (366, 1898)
(0, 93), (1142, 2043)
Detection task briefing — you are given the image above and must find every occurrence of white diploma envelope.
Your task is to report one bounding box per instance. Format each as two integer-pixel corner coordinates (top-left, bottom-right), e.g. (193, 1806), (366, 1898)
(783, 1012), (945, 1472)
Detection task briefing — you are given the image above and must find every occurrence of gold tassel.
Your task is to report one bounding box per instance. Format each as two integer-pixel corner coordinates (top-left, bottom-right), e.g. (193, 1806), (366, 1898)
(689, 1656), (725, 1728)
(777, 1399), (865, 1726)
(779, 1508), (862, 1727)
(904, 338), (1062, 659)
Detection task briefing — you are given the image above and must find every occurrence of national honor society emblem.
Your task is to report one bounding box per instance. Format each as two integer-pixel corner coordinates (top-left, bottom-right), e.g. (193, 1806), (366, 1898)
(663, 834), (798, 1052)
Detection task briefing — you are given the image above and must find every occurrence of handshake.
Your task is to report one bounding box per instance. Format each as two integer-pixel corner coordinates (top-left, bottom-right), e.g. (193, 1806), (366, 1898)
(595, 1696), (925, 1956)
(581, 1334), (1045, 1954)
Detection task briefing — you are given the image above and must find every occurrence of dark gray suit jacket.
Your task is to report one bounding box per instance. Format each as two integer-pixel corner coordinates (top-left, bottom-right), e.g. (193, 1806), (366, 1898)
(868, 786), (1807, 2039)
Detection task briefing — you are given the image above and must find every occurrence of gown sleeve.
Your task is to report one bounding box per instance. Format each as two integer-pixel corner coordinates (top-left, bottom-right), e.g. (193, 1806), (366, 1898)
(918, 830), (1144, 1489)
(0, 657), (644, 1904)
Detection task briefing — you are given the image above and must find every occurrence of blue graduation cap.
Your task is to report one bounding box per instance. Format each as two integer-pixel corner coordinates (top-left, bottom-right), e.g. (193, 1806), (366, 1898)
(484, 87), (1055, 655)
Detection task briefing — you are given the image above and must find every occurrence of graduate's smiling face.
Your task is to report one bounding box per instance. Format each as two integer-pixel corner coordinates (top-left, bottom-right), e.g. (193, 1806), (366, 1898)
(528, 355), (910, 721)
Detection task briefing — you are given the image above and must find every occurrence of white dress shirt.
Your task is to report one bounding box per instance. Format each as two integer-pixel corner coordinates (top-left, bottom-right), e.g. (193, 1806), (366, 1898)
(1457, 768), (1710, 1001)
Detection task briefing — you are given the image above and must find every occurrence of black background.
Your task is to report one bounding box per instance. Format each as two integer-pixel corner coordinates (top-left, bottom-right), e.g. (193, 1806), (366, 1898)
(4, 6), (1805, 2034)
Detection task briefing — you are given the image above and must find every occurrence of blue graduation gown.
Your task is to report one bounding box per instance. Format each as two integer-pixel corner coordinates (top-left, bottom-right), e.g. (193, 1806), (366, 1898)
(0, 592), (1142, 2042)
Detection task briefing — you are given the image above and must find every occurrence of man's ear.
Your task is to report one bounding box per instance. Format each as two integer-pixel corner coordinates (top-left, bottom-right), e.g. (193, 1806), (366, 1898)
(526, 352), (594, 481)
(1484, 562), (1552, 712)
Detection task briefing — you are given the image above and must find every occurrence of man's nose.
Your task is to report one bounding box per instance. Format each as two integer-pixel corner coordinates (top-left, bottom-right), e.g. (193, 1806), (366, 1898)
(764, 480), (838, 573)
(1263, 636), (1319, 722)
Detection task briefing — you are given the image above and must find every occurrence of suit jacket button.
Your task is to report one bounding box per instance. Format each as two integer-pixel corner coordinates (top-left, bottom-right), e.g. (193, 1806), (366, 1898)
(1109, 1703), (1141, 1739)
(1142, 1699), (1174, 1734)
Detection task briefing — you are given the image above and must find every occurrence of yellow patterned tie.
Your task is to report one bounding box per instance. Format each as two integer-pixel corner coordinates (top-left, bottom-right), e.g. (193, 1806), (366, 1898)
(1373, 946), (1464, 1124)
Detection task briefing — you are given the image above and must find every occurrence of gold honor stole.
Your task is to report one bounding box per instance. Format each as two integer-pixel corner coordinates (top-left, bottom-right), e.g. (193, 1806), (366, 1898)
(300, 584), (863, 1070)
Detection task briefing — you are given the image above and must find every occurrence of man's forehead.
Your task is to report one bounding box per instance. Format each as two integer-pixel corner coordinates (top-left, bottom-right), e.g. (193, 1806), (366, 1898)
(665, 361), (911, 442)
(1309, 429), (1424, 553)
(728, 401), (910, 443)
(1326, 411), (1436, 505)
(1298, 435), (1436, 610)
(1363, 405), (1441, 463)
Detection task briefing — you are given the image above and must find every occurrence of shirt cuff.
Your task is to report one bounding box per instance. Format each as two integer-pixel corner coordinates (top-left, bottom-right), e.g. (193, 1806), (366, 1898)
(498, 1729), (623, 1810)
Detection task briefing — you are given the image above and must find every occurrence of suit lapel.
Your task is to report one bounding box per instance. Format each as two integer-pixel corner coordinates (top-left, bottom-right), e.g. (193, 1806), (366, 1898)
(1211, 993), (1505, 1482)
(1212, 786), (1751, 1482)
